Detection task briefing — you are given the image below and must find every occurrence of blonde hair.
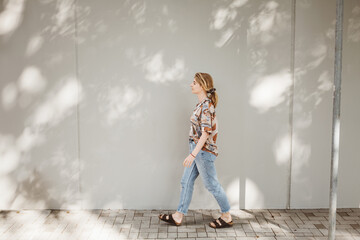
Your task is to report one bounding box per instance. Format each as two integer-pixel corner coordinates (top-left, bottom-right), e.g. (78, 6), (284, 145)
(194, 72), (218, 108)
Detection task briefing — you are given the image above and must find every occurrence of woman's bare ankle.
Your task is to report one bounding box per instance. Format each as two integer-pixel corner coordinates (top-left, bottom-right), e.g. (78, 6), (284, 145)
(175, 211), (184, 218)
(221, 212), (231, 219)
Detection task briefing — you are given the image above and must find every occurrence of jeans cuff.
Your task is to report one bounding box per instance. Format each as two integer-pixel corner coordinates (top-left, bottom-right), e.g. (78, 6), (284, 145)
(176, 209), (187, 216)
(221, 209), (231, 214)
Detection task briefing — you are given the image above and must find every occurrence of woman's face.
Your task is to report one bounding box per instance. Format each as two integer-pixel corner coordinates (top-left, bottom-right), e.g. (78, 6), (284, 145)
(190, 78), (204, 94)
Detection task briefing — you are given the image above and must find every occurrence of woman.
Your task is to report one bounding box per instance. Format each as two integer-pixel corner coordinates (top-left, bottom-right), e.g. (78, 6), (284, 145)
(158, 72), (233, 229)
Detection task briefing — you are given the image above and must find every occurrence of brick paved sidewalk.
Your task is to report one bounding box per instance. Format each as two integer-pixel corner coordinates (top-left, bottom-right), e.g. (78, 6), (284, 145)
(1, 208), (360, 240)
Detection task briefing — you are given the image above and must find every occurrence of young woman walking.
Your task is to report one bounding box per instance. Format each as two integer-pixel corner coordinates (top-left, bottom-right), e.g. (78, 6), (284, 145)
(158, 72), (233, 229)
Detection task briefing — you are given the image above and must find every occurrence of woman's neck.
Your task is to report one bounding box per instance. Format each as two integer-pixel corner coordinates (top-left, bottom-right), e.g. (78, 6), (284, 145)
(197, 92), (208, 103)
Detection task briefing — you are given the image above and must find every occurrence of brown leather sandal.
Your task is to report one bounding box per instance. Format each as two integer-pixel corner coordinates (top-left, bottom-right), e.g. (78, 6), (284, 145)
(158, 213), (182, 226)
(209, 217), (233, 228)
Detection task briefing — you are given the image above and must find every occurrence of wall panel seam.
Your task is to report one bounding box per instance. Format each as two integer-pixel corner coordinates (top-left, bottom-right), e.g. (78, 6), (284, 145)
(73, 0), (82, 210)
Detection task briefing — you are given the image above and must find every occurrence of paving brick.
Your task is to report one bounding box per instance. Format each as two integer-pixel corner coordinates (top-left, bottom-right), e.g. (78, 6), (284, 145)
(274, 237), (296, 240)
(274, 233), (287, 237)
(157, 232), (167, 238)
(148, 233), (158, 238)
(235, 237), (257, 240)
(294, 237), (316, 240)
(227, 232), (237, 236)
(235, 230), (247, 236)
(245, 232), (257, 236)
(309, 228), (323, 236)
(216, 232), (228, 237)
(188, 232), (198, 237)
(197, 232), (207, 237)
(167, 233), (178, 238)
(178, 227), (196, 232)
(207, 232), (217, 237)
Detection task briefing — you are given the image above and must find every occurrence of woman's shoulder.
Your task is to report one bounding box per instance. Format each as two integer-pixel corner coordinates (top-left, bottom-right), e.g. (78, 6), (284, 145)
(201, 99), (215, 113)
(201, 98), (212, 105)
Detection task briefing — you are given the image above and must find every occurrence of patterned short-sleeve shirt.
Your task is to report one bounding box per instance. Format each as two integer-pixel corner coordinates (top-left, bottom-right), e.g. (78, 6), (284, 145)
(189, 97), (218, 156)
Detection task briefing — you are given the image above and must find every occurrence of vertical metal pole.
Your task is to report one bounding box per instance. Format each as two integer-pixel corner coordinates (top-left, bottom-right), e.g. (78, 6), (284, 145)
(287, 0), (296, 210)
(329, 0), (344, 239)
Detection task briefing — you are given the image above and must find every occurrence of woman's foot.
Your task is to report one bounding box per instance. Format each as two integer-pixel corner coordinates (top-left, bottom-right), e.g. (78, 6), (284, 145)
(172, 211), (183, 224)
(209, 212), (232, 228)
(159, 212), (183, 226)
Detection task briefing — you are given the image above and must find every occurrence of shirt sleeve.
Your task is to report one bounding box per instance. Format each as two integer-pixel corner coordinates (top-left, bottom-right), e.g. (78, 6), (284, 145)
(200, 102), (213, 135)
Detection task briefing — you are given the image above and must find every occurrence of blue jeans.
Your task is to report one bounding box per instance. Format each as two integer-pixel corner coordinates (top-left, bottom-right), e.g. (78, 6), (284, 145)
(176, 139), (231, 215)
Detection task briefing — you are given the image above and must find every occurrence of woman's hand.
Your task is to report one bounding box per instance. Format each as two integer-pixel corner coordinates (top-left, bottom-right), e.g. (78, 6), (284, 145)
(183, 154), (195, 168)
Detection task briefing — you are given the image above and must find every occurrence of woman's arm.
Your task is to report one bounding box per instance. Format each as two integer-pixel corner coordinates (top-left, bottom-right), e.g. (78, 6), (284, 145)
(191, 131), (209, 157)
(183, 131), (209, 167)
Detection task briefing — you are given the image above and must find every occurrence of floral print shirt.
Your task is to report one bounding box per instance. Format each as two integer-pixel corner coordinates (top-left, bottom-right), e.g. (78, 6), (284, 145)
(189, 97), (218, 156)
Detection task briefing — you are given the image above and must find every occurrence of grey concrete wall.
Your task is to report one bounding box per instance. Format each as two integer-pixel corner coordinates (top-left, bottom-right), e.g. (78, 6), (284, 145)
(291, 0), (336, 208)
(0, 0), (359, 210)
(0, 0), (80, 209)
(338, 0), (360, 208)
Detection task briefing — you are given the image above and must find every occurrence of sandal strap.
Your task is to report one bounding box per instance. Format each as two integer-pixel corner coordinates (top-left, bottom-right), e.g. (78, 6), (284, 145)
(218, 217), (227, 226)
(159, 213), (181, 226)
(169, 214), (179, 225)
(212, 218), (222, 227)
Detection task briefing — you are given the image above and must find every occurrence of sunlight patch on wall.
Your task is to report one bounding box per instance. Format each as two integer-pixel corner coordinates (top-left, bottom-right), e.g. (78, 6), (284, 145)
(210, 0), (247, 47)
(41, 0), (74, 37)
(0, 0), (26, 37)
(18, 66), (47, 95)
(98, 84), (143, 126)
(248, 1), (290, 45)
(249, 70), (292, 113)
(295, 43), (328, 79)
(0, 135), (19, 175)
(15, 66), (48, 109)
(54, 0), (73, 36)
(211, 7), (237, 30)
(0, 176), (16, 208)
(26, 34), (44, 56)
(215, 28), (235, 48)
(31, 77), (82, 128)
(226, 177), (239, 209)
(317, 71), (332, 92)
(314, 71), (332, 106)
(294, 110), (312, 130)
(16, 127), (44, 153)
(348, 6), (360, 42)
(128, 1), (146, 25)
(245, 178), (264, 208)
(143, 52), (185, 83)
(274, 133), (291, 166)
(307, 44), (327, 70)
(2, 82), (18, 110)
(294, 70), (332, 109)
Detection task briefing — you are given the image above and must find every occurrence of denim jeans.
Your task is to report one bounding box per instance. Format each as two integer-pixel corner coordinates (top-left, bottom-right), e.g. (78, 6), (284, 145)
(176, 139), (231, 215)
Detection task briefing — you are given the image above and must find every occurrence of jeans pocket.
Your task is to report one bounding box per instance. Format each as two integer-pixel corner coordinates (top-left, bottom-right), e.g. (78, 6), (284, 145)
(200, 150), (215, 162)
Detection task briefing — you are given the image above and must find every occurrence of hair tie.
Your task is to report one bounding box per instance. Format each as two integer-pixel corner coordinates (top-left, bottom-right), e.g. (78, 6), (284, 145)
(207, 88), (216, 94)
